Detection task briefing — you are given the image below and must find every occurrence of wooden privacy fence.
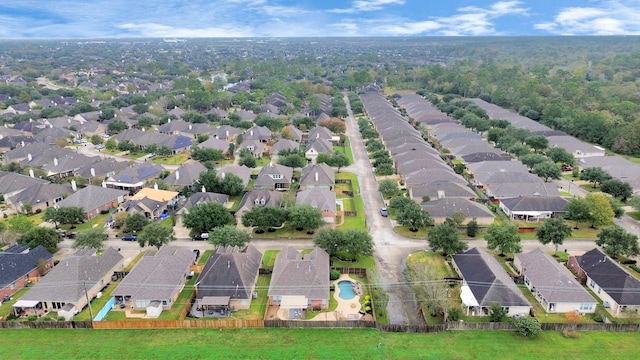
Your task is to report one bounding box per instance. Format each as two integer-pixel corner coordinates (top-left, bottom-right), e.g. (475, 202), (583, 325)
(332, 267), (367, 277)
(264, 319), (375, 329)
(92, 319), (264, 329)
(0, 321), (93, 329)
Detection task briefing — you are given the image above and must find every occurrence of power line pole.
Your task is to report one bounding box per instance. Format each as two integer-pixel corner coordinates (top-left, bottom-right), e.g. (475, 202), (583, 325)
(83, 282), (94, 320)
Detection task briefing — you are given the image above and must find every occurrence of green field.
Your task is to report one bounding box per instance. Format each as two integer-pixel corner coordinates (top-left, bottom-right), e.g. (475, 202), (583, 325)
(0, 328), (637, 359)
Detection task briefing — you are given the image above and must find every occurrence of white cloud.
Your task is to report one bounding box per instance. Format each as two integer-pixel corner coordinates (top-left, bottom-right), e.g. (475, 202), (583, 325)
(535, 1), (640, 35)
(365, 1), (528, 36)
(117, 23), (256, 38)
(329, 0), (405, 14)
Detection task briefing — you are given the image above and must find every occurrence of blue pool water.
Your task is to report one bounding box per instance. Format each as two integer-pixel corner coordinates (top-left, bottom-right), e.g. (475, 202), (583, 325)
(338, 281), (355, 300)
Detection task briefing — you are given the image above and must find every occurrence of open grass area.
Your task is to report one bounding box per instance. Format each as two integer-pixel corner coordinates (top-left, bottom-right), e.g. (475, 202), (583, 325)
(394, 225), (428, 239)
(406, 250), (451, 278)
(255, 156), (271, 167)
(627, 211), (640, 221)
(0, 287), (29, 320)
(61, 213), (111, 232)
(261, 250), (279, 269)
(157, 276), (196, 320)
(150, 152), (190, 165)
(1, 328), (637, 359)
(197, 250), (213, 266)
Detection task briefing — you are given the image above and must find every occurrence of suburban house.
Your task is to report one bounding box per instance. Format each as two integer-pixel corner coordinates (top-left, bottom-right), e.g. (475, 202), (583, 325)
(75, 158), (129, 182)
(112, 246), (194, 317)
(55, 185), (128, 219)
(547, 136), (606, 159)
(124, 187), (179, 220)
(237, 139), (266, 159)
(198, 137), (230, 153)
(307, 127), (333, 142)
(452, 248), (531, 317)
(270, 139), (300, 162)
(268, 247), (330, 316)
(212, 125), (242, 141)
(163, 161), (207, 190)
(280, 125), (303, 142)
(568, 248), (640, 314)
(515, 248), (596, 314)
(181, 192), (230, 213)
(305, 138), (333, 164)
(195, 245), (262, 314)
(499, 196), (568, 222)
(217, 164), (252, 187)
(13, 248), (124, 320)
(0, 245), (53, 301)
(421, 198), (494, 225)
(235, 190), (284, 221)
(104, 163), (165, 193)
(0, 171), (49, 199)
(295, 188), (337, 224)
(6, 182), (72, 213)
(408, 180), (477, 203)
(253, 163), (293, 191)
(243, 125), (271, 142)
(299, 163), (335, 190)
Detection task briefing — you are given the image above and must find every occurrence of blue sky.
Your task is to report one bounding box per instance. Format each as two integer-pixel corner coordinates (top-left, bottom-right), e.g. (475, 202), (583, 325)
(2, 0), (640, 38)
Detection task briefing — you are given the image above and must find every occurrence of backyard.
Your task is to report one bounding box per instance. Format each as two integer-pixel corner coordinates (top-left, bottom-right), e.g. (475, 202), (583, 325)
(0, 328), (636, 359)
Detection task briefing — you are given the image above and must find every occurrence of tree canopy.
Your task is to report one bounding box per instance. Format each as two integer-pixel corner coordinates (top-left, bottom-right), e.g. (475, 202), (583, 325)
(72, 228), (108, 250)
(535, 217), (573, 255)
(137, 222), (176, 249)
(17, 227), (61, 254)
(208, 225), (251, 248)
(287, 204), (324, 232)
(427, 220), (468, 256)
(241, 206), (288, 232)
(595, 225), (640, 259)
(313, 228), (373, 260)
(182, 202), (235, 235)
(484, 223), (521, 255)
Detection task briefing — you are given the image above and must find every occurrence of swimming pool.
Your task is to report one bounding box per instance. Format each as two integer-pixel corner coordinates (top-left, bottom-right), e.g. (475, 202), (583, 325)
(338, 280), (355, 300)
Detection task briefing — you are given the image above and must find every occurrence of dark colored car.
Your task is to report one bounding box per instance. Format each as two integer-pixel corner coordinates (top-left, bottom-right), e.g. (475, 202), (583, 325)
(121, 234), (137, 241)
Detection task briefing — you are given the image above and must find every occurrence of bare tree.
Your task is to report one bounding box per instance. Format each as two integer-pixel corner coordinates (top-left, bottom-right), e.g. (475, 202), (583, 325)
(404, 259), (448, 320)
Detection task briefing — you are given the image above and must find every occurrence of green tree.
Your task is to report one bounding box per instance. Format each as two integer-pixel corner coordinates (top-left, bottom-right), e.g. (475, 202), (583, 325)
(532, 161), (561, 182)
(72, 228), (108, 250)
(396, 202), (432, 232)
(287, 204), (324, 232)
(137, 222), (175, 249)
(404, 259), (449, 319)
(105, 138), (117, 150)
(107, 120), (129, 134)
(585, 193), (615, 228)
(182, 202), (234, 235)
(519, 153), (547, 169)
(90, 134), (103, 145)
(157, 145), (173, 157)
(17, 227), (61, 253)
(238, 148), (256, 168)
(485, 223), (521, 256)
(314, 228), (374, 260)
(564, 197), (591, 229)
(428, 220), (468, 256)
(378, 179), (399, 199)
(546, 147), (574, 165)
(514, 316), (542, 337)
(125, 212), (149, 233)
(278, 153), (307, 169)
(117, 139), (136, 152)
(388, 196), (415, 211)
(329, 153), (351, 173)
(489, 302), (507, 322)
(600, 179), (633, 201)
(7, 214), (35, 233)
(596, 225), (640, 259)
(580, 167), (612, 188)
(56, 207), (86, 227)
(535, 217), (573, 255)
(466, 220), (479, 237)
(208, 225), (251, 247)
(241, 206), (288, 232)
(524, 135), (548, 153)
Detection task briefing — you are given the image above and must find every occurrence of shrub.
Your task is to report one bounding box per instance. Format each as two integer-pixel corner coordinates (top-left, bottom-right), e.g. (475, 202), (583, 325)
(364, 295), (371, 301)
(58, 316), (66, 321)
(100, 209), (110, 215)
(514, 316), (542, 337)
(562, 329), (580, 339)
(489, 302), (507, 322)
(330, 269), (341, 280)
(27, 315), (38, 321)
(447, 307), (463, 322)
(630, 264), (640, 273)
(592, 314), (603, 323)
(466, 220), (478, 237)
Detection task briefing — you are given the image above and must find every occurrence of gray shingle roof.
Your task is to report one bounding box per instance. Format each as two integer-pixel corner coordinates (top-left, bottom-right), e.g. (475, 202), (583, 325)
(453, 248), (530, 307)
(0, 245), (52, 289)
(164, 161), (207, 187)
(268, 247), (329, 301)
(295, 188), (336, 213)
(113, 246), (194, 305)
(7, 183), (72, 206)
(422, 198), (494, 219)
(195, 245), (262, 301)
(0, 171), (49, 195)
(500, 196), (568, 213)
(182, 192), (229, 211)
(20, 247), (123, 304)
(56, 185), (128, 213)
(516, 248), (595, 304)
(574, 248), (640, 306)
(300, 163), (335, 188)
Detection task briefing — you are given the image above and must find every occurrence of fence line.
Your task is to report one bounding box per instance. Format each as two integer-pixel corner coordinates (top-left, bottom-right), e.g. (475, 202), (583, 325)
(264, 319), (375, 329)
(92, 319), (264, 329)
(0, 321), (93, 329)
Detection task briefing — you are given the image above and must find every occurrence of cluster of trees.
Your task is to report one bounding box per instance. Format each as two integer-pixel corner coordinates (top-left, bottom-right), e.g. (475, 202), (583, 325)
(358, 118), (395, 176)
(388, 197), (432, 232)
(316, 152), (351, 172)
(197, 169), (245, 196)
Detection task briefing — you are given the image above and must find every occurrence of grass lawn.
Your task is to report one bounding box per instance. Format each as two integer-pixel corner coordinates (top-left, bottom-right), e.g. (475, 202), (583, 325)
(229, 275), (270, 320)
(74, 278), (123, 321)
(306, 291), (339, 320)
(0, 287), (29, 319)
(255, 156), (271, 167)
(150, 152), (190, 165)
(394, 225), (427, 239)
(157, 277), (196, 320)
(1, 328), (637, 359)
(406, 250), (451, 278)
(335, 171), (366, 230)
(627, 211), (640, 221)
(197, 250), (213, 266)
(261, 250), (279, 269)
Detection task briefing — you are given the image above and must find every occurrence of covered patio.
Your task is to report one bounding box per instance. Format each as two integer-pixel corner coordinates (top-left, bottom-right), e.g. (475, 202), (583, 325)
(192, 296), (231, 317)
(12, 300), (45, 317)
(276, 295), (308, 320)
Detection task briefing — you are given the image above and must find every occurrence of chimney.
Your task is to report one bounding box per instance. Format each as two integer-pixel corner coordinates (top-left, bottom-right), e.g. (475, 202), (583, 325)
(29, 169), (35, 178)
(27, 153), (32, 161)
(153, 183), (158, 190)
(227, 260), (230, 268)
(250, 130), (254, 136)
(221, 172), (226, 179)
(437, 190), (445, 199)
(315, 172), (318, 182)
(90, 167), (96, 177)
(53, 158), (58, 167)
(202, 185), (206, 193)
(175, 170), (180, 180)
(168, 118), (171, 123)
(71, 180), (77, 191)
(226, 130), (229, 137)
(188, 124), (192, 130)
(102, 181), (107, 188)
(21, 140), (24, 147)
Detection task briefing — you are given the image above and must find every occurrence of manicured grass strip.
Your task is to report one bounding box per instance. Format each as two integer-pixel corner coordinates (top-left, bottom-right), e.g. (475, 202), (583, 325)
(0, 328), (637, 360)
(150, 152), (190, 165)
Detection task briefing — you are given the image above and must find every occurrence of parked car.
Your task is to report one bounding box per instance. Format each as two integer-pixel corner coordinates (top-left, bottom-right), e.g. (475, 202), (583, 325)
(562, 165), (573, 172)
(96, 144), (105, 150)
(380, 207), (388, 217)
(192, 233), (209, 241)
(121, 234), (137, 241)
